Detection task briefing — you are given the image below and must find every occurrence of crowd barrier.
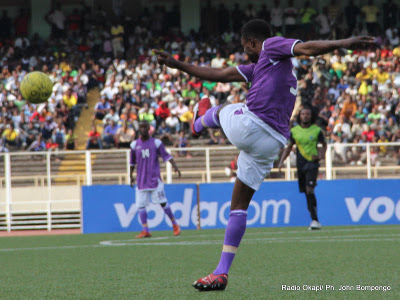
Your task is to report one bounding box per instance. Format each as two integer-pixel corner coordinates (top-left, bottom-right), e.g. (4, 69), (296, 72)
(82, 179), (400, 233)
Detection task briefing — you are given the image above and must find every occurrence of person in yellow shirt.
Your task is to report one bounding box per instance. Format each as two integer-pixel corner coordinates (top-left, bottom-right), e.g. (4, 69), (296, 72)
(374, 66), (390, 84)
(378, 134), (389, 155)
(356, 68), (371, 81)
(2, 123), (21, 149)
(361, 0), (379, 35)
(179, 101), (195, 132)
(63, 89), (78, 109)
(111, 20), (124, 57)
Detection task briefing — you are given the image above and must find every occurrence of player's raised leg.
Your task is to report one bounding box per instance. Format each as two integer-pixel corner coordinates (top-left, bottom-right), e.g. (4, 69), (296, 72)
(161, 202), (181, 236)
(191, 98), (218, 137)
(193, 178), (255, 291)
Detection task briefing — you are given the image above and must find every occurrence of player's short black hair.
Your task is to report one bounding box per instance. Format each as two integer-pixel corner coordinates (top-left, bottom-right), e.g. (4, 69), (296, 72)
(297, 104), (318, 125)
(241, 19), (272, 41)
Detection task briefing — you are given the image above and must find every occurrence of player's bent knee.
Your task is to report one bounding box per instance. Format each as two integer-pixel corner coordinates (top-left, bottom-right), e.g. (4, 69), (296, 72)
(305, 187), (315, 195)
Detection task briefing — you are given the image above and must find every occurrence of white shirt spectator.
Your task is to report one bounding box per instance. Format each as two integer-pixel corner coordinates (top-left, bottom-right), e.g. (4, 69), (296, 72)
(211, 56), (226, 68)
(284, 7), (297, 25)
(270, 7), (283, 27)
(100, 85), (119, 100)
(47, 9), (65, 30)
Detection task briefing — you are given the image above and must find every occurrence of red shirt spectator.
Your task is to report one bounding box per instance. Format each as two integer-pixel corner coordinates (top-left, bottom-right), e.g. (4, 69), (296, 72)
(156, 101), (170, 120)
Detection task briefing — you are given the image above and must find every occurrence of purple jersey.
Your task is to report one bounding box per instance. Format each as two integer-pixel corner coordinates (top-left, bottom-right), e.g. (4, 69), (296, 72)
(236, 36), (301, 139)
(130, 137), (172, 190)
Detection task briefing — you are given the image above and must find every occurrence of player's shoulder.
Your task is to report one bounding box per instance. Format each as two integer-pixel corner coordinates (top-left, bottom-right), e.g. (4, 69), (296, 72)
(130, 140), (137, 149)
(310, 124), (322, 132)
(153, 138), (163, 148)
(263, 36), (287, 49)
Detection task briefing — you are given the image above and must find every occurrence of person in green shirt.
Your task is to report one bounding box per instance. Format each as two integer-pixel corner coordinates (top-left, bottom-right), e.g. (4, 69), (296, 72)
(278, 105), (327, 230)
(299, 1), (317, 33)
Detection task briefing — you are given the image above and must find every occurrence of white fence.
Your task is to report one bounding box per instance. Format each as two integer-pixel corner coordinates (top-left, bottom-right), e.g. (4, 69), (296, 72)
(0, 143), (399, 231)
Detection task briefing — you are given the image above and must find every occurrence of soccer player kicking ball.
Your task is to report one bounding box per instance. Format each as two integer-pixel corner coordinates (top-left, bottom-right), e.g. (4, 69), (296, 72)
(154, 19), (374, 291)
(130, 120), (181, 238)
(278, 105), (327, 230)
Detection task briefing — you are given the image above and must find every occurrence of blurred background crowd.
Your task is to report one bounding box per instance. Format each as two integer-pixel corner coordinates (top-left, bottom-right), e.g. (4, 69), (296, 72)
(1, 0), (400, 166)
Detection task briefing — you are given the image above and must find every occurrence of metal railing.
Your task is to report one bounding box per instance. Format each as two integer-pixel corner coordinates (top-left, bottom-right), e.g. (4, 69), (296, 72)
(0, 143), (399, 231)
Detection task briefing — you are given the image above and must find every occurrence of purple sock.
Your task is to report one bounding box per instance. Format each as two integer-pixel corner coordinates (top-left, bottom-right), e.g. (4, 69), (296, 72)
(194, 105), (221, 133)
(163, 204), (177, 225)
(139, 208), (150, 233)
(213, 210), (247, 275)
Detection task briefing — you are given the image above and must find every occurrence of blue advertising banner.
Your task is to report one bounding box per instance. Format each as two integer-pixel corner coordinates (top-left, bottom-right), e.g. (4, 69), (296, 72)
(82, 184), (198, 234)
(198, 180), (400, 229)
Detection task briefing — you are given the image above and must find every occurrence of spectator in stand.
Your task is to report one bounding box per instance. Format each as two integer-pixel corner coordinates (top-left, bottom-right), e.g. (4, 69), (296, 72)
(45, 2), (66, 38)
(315, 7), (331, 39)
(15, 9), (29, 38)
(284, 0), (297, 35)
(86, 125), (103, 150)
(65, 128), (77, 150)
(155, 101), (170, 127)
(179, 101), (195, 133)
(270, 0), (283, 34)
(2, 123), (20, 149)
(174, 130), (191, 158)
(116, 121), (135, 148)
(41, 116), (58, 141)
(361, 0), (379, 36)
(111, 18), (124, 58)
(93, 97), (110, 122)
(165, 111), (180, 134)
(28, 134), (46, 153)
(139, 103), (156, 128)
(102, 119), (119, 148)
(299, 1), (317, 36)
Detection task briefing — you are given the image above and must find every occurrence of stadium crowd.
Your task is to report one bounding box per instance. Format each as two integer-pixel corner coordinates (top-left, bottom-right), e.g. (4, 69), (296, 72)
(1, 1), (400, 166)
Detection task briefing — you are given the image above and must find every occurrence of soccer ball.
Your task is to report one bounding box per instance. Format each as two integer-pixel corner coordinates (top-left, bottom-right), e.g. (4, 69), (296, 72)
(20, 71), (53, 104)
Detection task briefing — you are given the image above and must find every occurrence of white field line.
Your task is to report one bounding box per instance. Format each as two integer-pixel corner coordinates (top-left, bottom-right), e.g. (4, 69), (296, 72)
(101, 227), (397, 244)
(0, 231), (399, 252)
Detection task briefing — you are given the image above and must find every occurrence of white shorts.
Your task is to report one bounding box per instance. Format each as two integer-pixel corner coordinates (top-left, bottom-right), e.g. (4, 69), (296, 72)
(135, 179), (167, 208)
(219, 103), (285, 191)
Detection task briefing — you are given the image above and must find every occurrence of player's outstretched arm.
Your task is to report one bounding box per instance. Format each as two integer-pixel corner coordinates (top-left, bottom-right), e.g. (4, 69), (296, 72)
(278, 141), (295, 173)
(293, 36), (375, 57)
(153, 49), (245, 83)
(169, 158), (181, 178)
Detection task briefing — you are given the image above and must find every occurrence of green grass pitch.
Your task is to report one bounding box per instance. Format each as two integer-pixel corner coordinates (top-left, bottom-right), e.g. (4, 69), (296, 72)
(0, 225), (399, 299)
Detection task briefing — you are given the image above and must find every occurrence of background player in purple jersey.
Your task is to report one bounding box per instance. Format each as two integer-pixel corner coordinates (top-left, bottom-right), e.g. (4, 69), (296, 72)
(130, 120), (181, 238)
(154, 19), (374, 291)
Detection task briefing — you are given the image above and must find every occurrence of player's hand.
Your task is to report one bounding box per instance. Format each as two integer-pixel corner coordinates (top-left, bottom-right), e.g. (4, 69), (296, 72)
(311, 155), (320, 162)
(152, 49), (180, 69)
(174, 168), (181, 178)
(341, 36), (375, 50)
(130, 176), (135, 188)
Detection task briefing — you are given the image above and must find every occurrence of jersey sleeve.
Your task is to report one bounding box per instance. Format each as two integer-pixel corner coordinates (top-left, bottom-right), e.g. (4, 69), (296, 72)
(129, 141), (137, 166)
(236, 64), (255, 83)
(155, 139), (173, 162)
(263, 36), (302, 60)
